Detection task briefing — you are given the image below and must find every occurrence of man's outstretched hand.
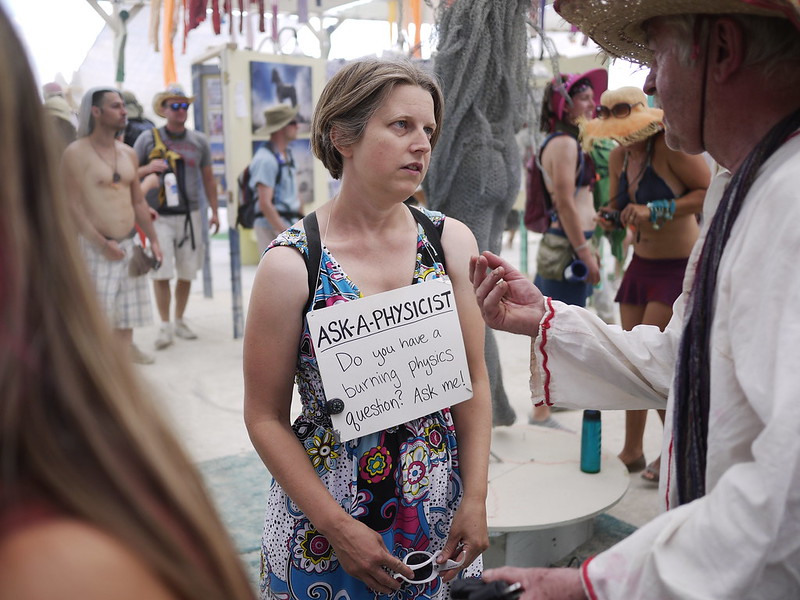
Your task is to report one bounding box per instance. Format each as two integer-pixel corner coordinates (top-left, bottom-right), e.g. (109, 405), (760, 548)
(482, 566), (587, 600)
(469, 251), (546, 339)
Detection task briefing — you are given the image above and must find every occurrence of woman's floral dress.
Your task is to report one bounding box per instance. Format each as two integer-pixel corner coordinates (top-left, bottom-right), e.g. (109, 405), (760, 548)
(259, 208), (482, 600)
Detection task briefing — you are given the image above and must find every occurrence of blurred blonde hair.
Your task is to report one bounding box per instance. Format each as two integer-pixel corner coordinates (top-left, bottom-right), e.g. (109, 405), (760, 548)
(0, 7), (254, 600)
(311, 57), (444, 180)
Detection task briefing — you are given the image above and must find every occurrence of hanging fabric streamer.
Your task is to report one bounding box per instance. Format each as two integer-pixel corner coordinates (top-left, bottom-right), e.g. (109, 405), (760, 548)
(162, 0), (178, 85)
(272, 1), (279, 45)
(258, 0), (265, 32)
(239, 0), (245, 33)
(149, 0), (162, 51)
(388, 1), (396, 45)
(298, 0), (308, 24)
(211, 0), (222, 34)
(410, 0), (421, 57)
(185, 0), (208, 48)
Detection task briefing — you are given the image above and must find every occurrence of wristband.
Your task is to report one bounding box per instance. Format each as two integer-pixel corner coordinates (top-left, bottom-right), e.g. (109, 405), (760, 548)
(574, 240), (590, 252)
(647, 199), (676, 230)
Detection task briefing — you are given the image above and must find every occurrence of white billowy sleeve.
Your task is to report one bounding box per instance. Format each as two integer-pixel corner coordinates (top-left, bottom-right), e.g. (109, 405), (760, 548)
(529, 296), (684, 411)
(580, 148), (800, 600)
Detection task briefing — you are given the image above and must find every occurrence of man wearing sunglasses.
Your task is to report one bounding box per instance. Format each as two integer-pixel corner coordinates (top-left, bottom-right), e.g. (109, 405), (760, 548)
(134, 84), (220, 350)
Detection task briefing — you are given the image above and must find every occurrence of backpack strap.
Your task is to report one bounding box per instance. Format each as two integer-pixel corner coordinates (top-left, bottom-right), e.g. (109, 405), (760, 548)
(302, 211), (322, 315)
(149, 127), (167, 159)
(263, 141), (287, 187)
(407, 203), (447, 273)
(301, 205), (446, 316)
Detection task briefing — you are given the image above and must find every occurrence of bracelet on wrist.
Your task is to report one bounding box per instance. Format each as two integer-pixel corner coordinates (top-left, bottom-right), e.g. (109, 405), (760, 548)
(647, 199), (676, 230)
(574, 240), (590, 252)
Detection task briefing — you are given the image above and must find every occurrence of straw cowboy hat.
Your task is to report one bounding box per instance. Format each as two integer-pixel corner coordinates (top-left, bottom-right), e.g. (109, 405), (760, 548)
(254, 104), (299, 136)
(551, 68), (608, 123)
(580, 87), (664, 150)
(152, 84), (195, 118)
(554, 0), (800, 64)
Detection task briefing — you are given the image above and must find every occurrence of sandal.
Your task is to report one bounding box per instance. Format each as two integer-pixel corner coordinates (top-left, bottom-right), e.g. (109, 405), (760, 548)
(641, 460), (660, 483)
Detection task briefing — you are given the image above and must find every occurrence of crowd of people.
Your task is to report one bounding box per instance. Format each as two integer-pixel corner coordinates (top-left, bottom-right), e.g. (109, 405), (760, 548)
(4, 0), (800, 598)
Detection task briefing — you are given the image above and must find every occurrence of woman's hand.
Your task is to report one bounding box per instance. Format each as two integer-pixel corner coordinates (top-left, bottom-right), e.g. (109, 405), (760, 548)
(438, 496), (489, 583)
(326, 518), (413, 594)
(595, 207), (622, 232)
(620, 203), (649, 230)
(585, 252), (601, 286)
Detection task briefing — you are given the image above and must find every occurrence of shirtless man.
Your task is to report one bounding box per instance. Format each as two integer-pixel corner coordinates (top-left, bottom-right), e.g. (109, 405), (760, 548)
(63, 87), (163, 364)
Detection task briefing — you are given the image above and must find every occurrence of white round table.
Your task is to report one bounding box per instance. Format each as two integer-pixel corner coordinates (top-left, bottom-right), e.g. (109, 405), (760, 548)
(484, 425), (630, 568)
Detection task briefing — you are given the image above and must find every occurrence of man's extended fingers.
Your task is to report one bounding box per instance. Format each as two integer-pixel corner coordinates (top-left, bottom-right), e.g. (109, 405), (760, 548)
(482, 278), (508, 321)
(482, 566), (522, 584)
(474, 266), (505, 306)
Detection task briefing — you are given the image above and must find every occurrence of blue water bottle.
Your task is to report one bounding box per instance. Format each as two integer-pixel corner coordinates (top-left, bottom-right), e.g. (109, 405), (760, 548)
(580, 410), (602, 473)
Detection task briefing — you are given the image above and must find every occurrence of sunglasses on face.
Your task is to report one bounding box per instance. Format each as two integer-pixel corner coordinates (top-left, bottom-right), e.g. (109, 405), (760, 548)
(169, 102), (190, 111)
(596, 101), (644, 119)
(287, 120), (298, 126)
(393, 549), (465, 585)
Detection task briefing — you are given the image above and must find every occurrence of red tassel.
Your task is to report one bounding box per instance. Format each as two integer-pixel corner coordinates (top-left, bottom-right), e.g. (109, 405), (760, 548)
(211, 0), (221, 34)
(258, 0), (265, 32)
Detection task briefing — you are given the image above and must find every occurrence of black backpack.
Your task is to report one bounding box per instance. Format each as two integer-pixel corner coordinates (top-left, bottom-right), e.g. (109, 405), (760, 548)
(236, 142), (286, 229)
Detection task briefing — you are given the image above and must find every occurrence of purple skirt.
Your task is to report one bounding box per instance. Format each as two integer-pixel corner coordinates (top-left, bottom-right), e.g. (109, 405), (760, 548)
(615, 254), (689, 306)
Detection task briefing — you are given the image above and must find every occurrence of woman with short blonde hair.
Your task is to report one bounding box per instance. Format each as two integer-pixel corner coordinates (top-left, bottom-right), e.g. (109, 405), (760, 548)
(245, 58), (491, 599)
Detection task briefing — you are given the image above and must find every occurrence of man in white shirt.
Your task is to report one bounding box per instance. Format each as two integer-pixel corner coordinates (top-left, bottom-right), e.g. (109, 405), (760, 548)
(471, 1), (800, 598)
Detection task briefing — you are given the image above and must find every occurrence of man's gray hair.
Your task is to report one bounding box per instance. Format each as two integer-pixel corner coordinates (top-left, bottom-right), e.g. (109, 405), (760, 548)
(663, 14), (800, 77)
(77, 86), (120, 138)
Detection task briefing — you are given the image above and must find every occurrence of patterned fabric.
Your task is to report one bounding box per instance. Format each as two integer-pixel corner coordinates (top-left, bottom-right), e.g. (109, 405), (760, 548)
(259, 208), (482, 600)
(79, 236), (153, 329)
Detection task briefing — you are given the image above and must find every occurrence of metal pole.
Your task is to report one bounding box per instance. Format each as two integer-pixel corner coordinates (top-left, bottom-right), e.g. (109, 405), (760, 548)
(229, 224), (244, 338)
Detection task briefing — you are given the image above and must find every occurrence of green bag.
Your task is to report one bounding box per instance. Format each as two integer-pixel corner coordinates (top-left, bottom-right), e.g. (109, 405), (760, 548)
(536, 233), (575, 281)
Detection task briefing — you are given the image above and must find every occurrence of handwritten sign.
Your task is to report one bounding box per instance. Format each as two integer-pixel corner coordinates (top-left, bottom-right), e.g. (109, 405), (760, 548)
(306, 278), (472, 442)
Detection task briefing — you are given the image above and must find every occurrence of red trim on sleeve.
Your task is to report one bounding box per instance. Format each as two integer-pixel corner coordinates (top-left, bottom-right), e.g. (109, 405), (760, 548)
(665, 432), (674, 510)
(581, 555), (599, 600)
(538, 296), (556, 406)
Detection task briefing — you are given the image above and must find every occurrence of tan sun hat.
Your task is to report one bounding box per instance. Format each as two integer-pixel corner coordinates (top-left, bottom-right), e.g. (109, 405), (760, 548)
(580, 87), (664, 150)
(254, 104), (299, 136)
(44, 95), (76, 125)
(554, 0), (800, 64)
(152, 84), (195, 118)
(121, 90), (145, 120)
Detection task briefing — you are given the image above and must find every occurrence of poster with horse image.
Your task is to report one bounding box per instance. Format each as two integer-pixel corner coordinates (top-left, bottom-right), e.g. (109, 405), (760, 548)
(250, 61), (312, 137)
